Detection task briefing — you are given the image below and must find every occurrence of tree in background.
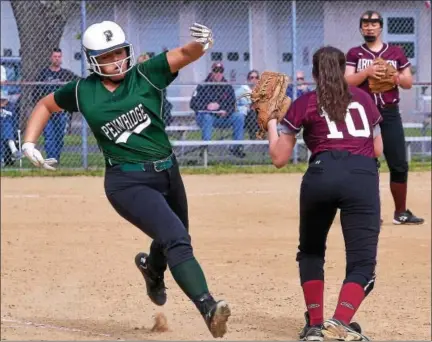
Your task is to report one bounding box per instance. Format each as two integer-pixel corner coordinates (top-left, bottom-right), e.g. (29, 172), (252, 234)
(10, 0), (77, 129)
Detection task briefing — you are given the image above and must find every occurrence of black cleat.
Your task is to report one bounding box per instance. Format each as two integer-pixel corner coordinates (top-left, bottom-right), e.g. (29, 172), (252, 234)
(299, 312), (324, 341)
(349, 321), (363, 334)
(196, 293), (231, 338)
(322, 318), (370, 341)
(393, 209), (424, 225)
(134, 252), (167, 306)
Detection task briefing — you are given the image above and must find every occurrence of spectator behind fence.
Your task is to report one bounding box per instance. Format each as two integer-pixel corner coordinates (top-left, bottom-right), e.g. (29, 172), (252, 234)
(32, 48), (78, 164)
(190, 62), (245, 158)
(1, 64), (7, 97)
(1, 90), (20, 167)
(235, 70), (260, 139)
(1, 65), (6, 84)
(286, 70), (312, 99)
(137, 52), (174, 126)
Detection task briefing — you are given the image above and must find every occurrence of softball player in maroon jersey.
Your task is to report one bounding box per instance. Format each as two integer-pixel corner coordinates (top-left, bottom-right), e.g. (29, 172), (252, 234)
(345, 10), (424, 225)
(267, 46), (383, 341)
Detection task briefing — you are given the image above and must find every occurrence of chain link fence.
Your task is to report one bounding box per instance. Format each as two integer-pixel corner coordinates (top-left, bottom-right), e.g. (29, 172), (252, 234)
(1, 0), (431, 169)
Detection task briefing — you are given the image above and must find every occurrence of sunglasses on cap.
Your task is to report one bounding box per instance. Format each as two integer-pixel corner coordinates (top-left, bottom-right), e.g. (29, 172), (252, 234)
(212, 67), (224, 73)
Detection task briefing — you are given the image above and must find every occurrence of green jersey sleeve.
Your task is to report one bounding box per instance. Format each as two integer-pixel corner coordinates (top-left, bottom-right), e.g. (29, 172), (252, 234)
(53, 80), (79, 113)
(136, 51), (178, 89)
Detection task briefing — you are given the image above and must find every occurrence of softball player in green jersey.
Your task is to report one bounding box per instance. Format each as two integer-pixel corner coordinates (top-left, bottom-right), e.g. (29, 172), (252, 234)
(22, 20), (231, 338)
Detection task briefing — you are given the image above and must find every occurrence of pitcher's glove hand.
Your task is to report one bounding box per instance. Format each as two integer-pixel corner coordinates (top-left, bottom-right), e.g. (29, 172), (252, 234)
(239, 71), (291, 139)
(369, 58), (398, 93)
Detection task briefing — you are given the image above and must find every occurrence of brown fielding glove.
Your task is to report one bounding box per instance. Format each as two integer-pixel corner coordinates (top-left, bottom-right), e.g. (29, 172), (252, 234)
(241, 71), (292, 139)
(369, 57), (398, 93)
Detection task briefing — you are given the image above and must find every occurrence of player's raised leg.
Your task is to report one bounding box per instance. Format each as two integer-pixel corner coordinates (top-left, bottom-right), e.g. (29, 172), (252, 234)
(135, 250), (167, 306)
(104, 166), (230, 338)
(296, 160), (339, 341)
(135, 162), (191, 306)
(322, 156), (379, 342)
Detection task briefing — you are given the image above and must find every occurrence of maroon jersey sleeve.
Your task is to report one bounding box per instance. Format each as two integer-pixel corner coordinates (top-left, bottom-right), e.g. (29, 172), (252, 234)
(346, 47), (359, 68)
(394, 46), (411, 71)
(281, 94), (309, 134)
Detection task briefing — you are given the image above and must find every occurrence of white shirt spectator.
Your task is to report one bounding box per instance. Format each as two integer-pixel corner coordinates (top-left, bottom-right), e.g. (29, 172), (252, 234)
(235, 84), (253, 116)
(0, 65), (6, 83)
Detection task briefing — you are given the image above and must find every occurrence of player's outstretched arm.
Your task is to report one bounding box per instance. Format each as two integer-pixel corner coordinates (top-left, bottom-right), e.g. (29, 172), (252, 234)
(167, 23), (213, 73)
(267, 119), (296, 168)
(22, 93), (62, 170)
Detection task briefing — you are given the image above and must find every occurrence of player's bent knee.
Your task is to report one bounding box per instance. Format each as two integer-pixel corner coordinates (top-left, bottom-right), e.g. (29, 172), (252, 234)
(390, 169), (408, 183)
(165, 235), (193, 268)
(345, 259), (377, 296)
(389, 160), (408, 183)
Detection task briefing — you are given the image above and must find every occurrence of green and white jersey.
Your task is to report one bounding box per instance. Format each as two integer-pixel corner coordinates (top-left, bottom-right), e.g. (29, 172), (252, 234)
(54, 51), (177, 163)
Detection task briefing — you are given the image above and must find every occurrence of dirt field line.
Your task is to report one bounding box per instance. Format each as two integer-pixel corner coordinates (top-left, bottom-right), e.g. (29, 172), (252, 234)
(2, 184), (431, 200)
(1, 318), (123, 340)
(1, 189), (283, 199)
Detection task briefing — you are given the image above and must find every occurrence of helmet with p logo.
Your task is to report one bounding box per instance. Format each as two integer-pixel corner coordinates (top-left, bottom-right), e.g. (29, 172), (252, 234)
(82, 21), (135, 76)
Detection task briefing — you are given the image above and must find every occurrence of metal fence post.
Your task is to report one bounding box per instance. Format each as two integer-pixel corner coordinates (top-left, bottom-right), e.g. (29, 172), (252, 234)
(80, 0), (88, 169)
(291, 0), (299, 164)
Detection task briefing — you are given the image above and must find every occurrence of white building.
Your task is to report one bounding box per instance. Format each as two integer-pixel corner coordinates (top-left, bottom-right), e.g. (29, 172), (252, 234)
(1, 0), (430, 116)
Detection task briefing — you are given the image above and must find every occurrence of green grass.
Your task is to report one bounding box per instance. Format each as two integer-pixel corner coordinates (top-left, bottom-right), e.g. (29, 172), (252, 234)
(3, 152), (106, 169)
(62, 134), (98, 146)
(2, 159), (430, 178)
(404, 127), (431, 137)
(3, 127), (430, 177)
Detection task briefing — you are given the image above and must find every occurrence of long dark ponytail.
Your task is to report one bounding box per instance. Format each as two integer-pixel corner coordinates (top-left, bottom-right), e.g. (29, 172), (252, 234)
(312, 46), (352, 122)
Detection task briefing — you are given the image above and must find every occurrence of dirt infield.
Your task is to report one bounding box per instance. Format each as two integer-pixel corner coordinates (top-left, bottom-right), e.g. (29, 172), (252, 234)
(1, 172), (431, 341)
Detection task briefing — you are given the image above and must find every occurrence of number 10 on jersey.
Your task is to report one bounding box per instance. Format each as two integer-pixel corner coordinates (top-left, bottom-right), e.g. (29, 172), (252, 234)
(323, 102), (371, 139)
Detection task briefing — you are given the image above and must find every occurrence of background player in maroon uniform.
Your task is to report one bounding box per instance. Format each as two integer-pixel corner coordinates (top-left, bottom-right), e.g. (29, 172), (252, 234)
(345, 10), (424, 225)
(266, 46), (383, 341)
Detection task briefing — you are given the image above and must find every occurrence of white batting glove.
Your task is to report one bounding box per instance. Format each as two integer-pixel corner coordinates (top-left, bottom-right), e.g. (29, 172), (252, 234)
(190, 23), (214, 51)
(22, 142), (57, 171)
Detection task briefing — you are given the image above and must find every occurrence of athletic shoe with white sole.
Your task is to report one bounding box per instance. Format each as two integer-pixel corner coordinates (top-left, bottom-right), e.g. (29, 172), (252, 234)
(195, 293), (231, 338)
(393, 209), (424, 225)
(134, 252), (167, 306)
(299, 312), (324, 341)
(322, 318), (370, 341)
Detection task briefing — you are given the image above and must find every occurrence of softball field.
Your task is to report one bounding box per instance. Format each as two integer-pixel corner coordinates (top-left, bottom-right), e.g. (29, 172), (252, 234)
(1, 172), (431, 341)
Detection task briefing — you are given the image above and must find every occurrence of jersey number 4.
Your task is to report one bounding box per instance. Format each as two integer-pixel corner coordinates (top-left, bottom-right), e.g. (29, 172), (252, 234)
(323, 102), (371, 139)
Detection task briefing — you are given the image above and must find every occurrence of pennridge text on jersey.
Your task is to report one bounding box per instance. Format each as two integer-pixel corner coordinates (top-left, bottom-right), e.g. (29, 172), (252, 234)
(101, 103), (151, 143)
